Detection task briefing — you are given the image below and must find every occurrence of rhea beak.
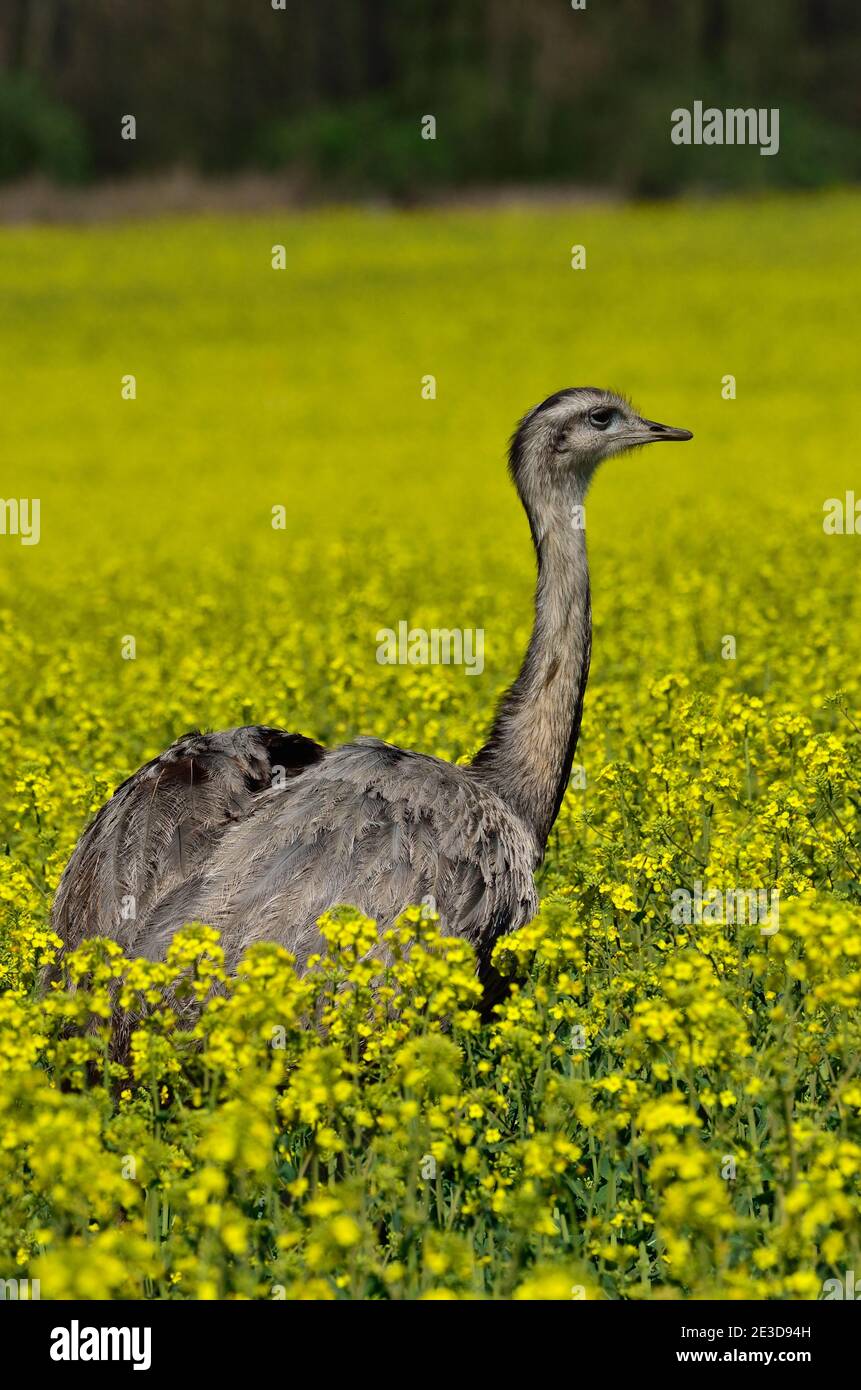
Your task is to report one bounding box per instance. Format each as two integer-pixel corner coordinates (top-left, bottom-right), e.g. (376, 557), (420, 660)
(637, 417), (694, 442)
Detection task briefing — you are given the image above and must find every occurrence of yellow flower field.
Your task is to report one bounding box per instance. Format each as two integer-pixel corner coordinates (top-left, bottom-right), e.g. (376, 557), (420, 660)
(0, 190), (859, 1299)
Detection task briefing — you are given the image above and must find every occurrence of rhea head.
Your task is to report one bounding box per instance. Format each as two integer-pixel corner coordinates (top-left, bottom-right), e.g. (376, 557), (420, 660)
(509, 386), (692, 537)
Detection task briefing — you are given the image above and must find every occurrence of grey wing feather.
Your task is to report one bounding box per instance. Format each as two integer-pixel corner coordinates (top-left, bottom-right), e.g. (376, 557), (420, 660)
(51, 726), (325, 958)
(135, 737), (539, 973)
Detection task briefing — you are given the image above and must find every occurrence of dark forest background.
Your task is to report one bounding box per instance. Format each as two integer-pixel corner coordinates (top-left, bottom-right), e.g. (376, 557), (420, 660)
(0, 0), (858, 196)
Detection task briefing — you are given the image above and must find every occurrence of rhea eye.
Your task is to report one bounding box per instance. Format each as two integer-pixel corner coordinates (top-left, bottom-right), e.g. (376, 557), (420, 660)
(588, 407), (614, 430)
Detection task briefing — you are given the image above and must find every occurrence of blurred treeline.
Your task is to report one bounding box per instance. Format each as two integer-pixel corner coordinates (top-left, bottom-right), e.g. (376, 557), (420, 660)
(0, 0), (858, 194)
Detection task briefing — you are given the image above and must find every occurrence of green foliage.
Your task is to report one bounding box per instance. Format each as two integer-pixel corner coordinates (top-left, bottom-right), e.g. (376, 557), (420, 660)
(0, 73), (89, 183)
(1, 1), (859, 192)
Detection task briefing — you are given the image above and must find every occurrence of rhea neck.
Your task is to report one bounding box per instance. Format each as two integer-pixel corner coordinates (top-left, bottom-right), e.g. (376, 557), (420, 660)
(471, 470), (593, 857)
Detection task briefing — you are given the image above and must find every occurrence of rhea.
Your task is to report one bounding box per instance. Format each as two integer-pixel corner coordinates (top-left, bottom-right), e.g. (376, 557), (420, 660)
(53, 389), (692, 990)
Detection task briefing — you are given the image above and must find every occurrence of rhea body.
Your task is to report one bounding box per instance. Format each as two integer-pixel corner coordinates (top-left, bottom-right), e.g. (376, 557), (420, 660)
(53, 389), (692, 981)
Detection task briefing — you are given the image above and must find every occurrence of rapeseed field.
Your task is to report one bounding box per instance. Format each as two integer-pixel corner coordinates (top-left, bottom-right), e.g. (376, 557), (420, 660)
(0, 191), (859, 1299)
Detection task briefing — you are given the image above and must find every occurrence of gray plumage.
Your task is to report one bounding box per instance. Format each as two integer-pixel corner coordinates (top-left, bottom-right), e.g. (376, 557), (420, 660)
(52, 389), (691, 990)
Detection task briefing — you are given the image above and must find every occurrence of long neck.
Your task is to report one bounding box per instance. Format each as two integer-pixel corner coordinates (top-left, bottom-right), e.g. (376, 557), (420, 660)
(471, 491), (592, 855)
